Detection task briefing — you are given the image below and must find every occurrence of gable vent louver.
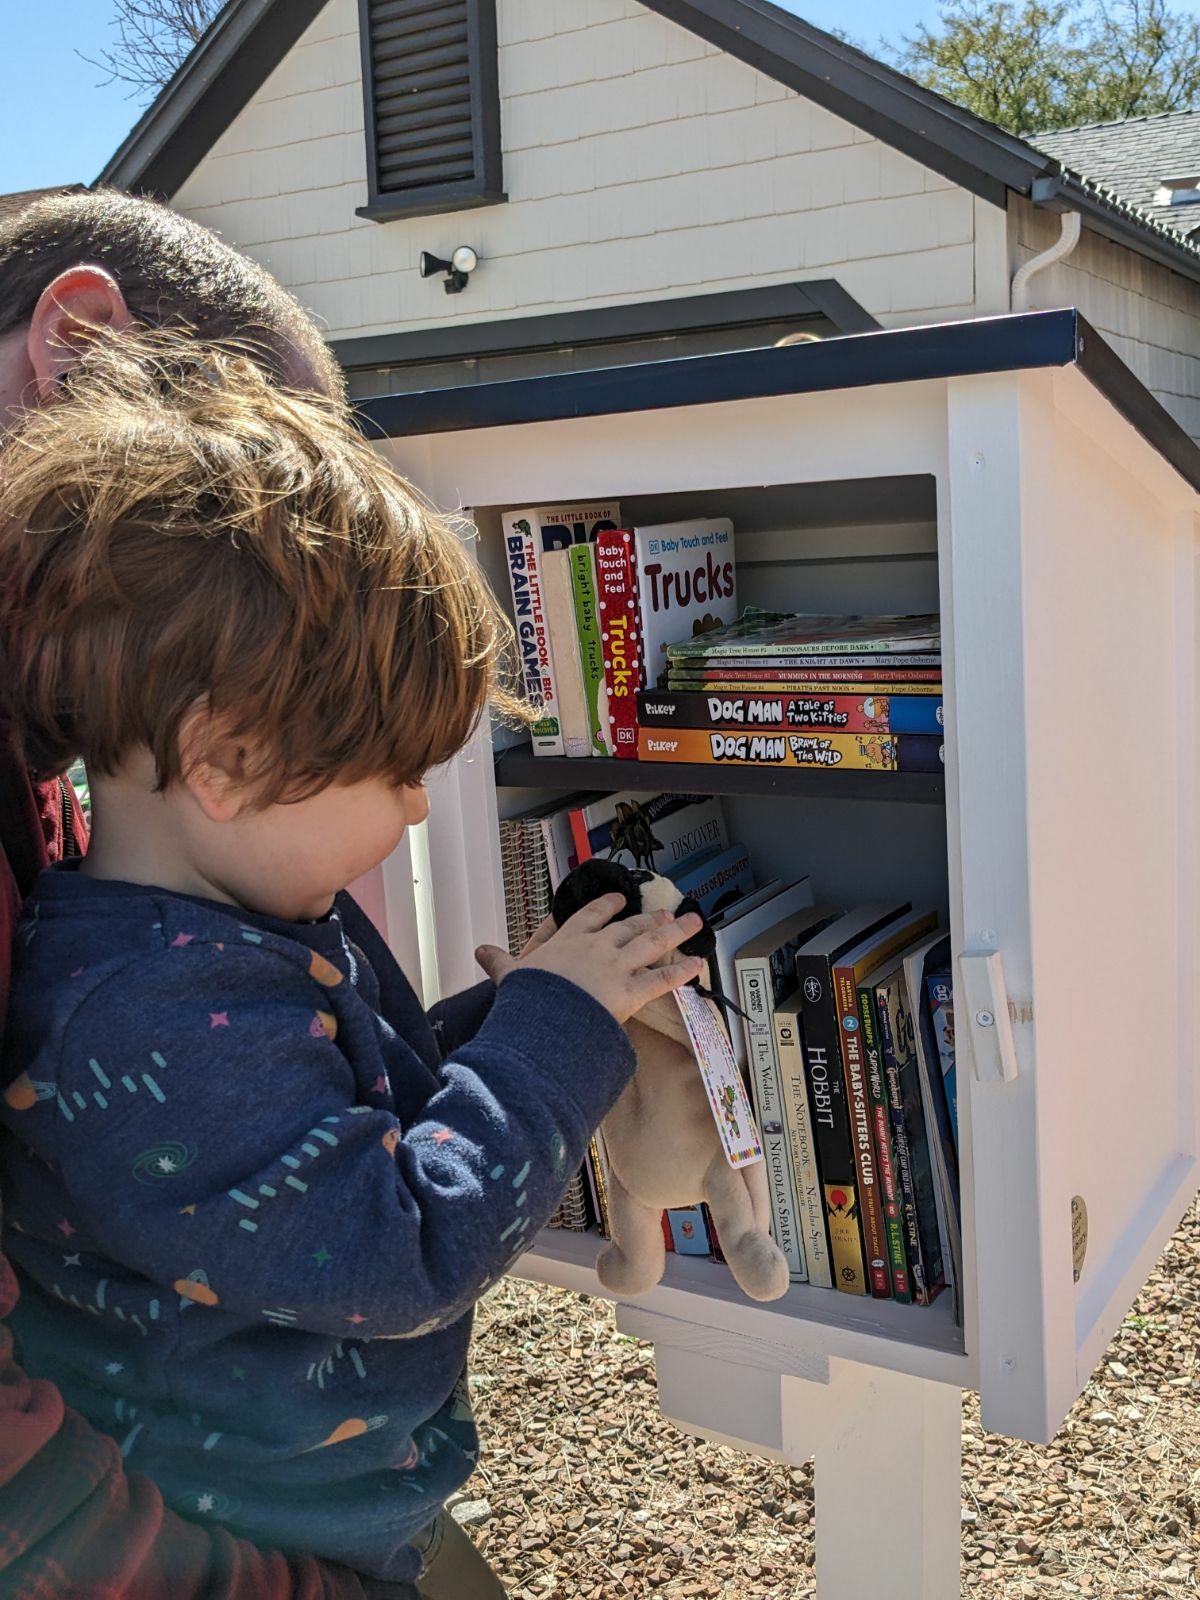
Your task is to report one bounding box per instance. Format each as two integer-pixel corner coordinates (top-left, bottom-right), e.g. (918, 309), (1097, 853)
(358, 0), (504, 220)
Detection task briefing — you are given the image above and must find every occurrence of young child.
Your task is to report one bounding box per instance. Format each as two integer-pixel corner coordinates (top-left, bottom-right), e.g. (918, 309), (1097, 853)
(0, 333), (703, 1595)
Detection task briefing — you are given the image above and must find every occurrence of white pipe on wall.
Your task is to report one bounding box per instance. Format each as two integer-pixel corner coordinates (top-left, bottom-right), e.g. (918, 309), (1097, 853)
(1011, 209), (1082, 311)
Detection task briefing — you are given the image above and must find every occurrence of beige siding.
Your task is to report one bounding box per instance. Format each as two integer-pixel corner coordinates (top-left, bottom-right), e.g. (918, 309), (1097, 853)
(1010, 194), (1200, 441)
(172, 0), (976, 341)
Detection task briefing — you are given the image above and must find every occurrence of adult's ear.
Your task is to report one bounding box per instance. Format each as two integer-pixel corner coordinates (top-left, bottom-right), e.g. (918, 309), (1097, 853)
(26, 265), (134, 399)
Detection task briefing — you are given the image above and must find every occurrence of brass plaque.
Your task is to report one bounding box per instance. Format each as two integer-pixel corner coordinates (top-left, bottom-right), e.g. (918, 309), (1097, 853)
(1071, 1195), (1088, 1283)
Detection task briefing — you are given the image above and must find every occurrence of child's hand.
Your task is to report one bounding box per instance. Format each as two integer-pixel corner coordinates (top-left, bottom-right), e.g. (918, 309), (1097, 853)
(475, 894), (704, 1024)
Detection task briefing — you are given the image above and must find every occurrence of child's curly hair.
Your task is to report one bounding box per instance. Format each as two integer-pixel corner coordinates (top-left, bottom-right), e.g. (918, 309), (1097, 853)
(0, 328), (520, 803)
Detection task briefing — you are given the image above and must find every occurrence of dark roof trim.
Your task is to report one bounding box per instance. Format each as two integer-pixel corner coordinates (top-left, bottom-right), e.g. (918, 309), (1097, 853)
(95, 0), (1200, 286)
(331, 280), (879, 371)
(640, 0), (1051, 207)
(97, 0), (329, 196)
(357, 308), (1200, 498)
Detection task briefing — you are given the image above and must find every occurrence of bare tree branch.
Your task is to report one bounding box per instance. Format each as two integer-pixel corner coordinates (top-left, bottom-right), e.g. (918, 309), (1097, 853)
(80, 0), (224, 101)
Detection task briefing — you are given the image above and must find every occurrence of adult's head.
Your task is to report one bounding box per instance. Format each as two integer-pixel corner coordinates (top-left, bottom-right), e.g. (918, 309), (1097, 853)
(0, 187), (342, 421)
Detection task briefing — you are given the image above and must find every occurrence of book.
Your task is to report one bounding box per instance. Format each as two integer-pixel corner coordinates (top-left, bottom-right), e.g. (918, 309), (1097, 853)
(638, 691), (944, 735)
(710, 878), (815, 1070)
(667, 608), (940, 660)
(737, 904), (841, 1286)
(667, 666), (942, 684)
(637, 728), (945, 772)
(925, 964), (957, 1153)
(594, 529), (644, 760)
(857, 966), (910, 1302)
(542, 550), (594, 759)
(671, 653), (939, 672)
(634, 518), (737, 688)
(502, 510), (562, 755)
(568, 792), (727, 875)
(586, 1130), (614, 1239)
(793, 905), (911, 1297)
(667, 1205), (712, 1255)
(666, 678), (941, 695)
(501, 503), (622, 757)
(905, 934), (961, 1315)
(833, 910), (937, 1298)
(568, 543), (613, 756)
(873, 957), (945, 1306)
(547, 1169), (595, 1232)
(669, 842), (754, 918)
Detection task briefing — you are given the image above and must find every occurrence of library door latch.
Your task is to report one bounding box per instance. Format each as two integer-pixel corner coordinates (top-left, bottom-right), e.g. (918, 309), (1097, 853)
(959, 950), (1020, 1084)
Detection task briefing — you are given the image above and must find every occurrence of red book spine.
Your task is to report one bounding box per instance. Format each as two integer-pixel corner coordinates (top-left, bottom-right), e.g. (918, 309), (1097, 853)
(661, 1210), (674, 1251)
(594, 529), (644, 759)
(569, 806), (593, 864)
(833, 962), (893, 1299)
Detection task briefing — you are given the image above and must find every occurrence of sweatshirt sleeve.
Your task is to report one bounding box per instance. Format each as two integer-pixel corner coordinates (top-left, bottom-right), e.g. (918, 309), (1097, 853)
(52, 945), (633, 1339)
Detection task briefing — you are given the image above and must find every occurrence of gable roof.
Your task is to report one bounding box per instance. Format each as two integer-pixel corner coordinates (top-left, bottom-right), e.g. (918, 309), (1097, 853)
(1035, 109), (1200, 237)
(97, 0), (1200, 287)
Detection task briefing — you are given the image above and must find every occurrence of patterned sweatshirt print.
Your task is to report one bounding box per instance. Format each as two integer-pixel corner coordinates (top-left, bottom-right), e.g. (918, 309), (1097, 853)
(0, 867), (635, 1585)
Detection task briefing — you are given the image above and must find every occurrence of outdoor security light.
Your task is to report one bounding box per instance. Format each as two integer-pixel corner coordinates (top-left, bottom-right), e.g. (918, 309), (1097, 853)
(418, 246), (479, 295)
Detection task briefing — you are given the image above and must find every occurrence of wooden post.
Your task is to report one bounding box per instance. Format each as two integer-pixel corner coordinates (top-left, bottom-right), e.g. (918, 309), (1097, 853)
(628, 1316), (963, 1600)
(793, 1365), (961, 1600)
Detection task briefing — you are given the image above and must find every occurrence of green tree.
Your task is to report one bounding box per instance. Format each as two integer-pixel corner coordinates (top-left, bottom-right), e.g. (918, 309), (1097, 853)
(890, 0), (1200, 134)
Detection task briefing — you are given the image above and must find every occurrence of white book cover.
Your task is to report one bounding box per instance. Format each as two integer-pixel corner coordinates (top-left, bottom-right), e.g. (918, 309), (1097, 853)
(572, 792), (727, 874)
(712, 878), (814, 1069)
(501, 503), (621, 757)
(736, 903), (841, 1285)
(632, 518), (737, 689)
(773, 991), (834, 1290)
(542, 551), (593, 759)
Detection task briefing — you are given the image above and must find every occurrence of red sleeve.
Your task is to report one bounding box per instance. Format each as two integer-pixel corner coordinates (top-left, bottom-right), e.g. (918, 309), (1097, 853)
(0, 1250), (367, 1600)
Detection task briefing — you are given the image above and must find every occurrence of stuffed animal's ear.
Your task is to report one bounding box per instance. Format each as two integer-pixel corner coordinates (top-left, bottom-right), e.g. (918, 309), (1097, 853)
(551, 858), (647, 927)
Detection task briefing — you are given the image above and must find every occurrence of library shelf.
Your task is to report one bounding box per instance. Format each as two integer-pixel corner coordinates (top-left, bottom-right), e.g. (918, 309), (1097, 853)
(517, 1227), (968, 1383)
(493, 742), (946, 803)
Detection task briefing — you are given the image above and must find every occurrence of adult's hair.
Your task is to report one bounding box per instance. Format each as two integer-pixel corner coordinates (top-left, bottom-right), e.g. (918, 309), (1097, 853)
(0, 188), (342, 396)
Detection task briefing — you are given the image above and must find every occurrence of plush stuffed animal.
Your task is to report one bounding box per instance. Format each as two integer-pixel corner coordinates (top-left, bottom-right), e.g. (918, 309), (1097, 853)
(551, 859), (790, 1303)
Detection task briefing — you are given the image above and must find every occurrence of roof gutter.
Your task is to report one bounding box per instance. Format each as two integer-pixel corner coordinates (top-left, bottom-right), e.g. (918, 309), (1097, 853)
(1026, 171), (1200, 282)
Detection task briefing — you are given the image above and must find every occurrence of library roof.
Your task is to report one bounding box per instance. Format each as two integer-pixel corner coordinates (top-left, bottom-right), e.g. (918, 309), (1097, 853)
(356, 308), (1200, 499)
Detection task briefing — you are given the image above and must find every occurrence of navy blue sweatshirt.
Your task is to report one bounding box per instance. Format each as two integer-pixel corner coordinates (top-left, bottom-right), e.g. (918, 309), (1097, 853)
(0, 867), (634, 1585)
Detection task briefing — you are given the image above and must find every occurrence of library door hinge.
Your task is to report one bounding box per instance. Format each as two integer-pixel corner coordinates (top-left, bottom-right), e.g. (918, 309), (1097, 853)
(958, 950), (1020, 1084)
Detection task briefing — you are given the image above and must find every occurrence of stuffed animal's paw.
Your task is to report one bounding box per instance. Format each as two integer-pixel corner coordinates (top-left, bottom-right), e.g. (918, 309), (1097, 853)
(596, 1240), (662, 1296)
(724, 1231), (791, 1303)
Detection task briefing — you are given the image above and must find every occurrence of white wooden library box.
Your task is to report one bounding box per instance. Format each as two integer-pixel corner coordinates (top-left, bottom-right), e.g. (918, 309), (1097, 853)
(361, 310), (1200, 1458)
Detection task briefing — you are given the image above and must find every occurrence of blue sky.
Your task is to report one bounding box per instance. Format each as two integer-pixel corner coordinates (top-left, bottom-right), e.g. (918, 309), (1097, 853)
(0, 0), (1188, 196)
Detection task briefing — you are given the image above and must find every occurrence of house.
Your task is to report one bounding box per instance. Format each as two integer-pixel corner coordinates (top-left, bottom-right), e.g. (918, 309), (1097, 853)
(96, 0), (1200, 441)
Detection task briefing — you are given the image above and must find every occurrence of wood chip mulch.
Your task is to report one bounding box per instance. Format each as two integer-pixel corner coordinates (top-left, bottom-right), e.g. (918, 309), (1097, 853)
(463, 1199), (1200, 1598)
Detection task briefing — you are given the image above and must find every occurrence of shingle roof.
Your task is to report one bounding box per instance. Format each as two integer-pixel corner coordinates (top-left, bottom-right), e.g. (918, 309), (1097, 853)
(0, 185), (85, 222)
(1035, 109), (1200, 236)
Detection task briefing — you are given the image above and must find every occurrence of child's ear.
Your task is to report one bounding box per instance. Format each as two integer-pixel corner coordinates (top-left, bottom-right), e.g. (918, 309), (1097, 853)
(176, 702), (253, 824)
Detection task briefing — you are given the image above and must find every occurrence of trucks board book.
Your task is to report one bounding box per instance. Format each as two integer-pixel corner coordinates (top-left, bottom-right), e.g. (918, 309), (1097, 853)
(634, 518), (737, 688)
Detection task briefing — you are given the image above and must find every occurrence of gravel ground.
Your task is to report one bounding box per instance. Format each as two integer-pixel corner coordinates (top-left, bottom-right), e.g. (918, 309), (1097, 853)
(464, 1200), (1200, 1599)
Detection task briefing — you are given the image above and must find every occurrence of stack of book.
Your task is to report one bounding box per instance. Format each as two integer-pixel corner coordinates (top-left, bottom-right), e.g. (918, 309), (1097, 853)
(500, 501), (738, 761)
(636, 608), (945, 773)
(735, 905), (959, 1309)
